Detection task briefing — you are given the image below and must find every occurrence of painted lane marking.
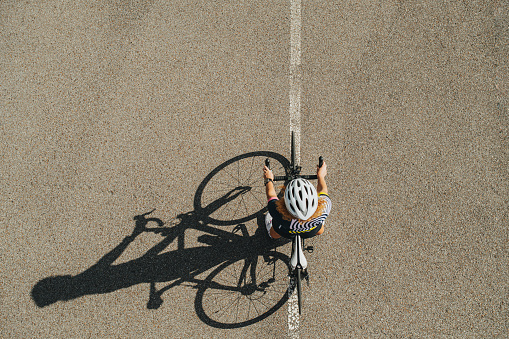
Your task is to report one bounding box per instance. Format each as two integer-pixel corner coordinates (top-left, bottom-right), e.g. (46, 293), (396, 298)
(288, 0), (302, 337)
(290, 0), (302, 166)
(287, 277), (300, 338)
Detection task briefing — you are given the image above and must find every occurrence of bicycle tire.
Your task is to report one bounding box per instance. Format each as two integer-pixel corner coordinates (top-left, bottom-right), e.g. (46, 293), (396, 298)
(195, 251), (290, 328)
(296, 267), (302, 315)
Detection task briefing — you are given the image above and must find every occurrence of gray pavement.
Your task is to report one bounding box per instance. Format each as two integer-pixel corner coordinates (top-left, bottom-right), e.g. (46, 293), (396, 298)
(1, 0), (508, 338)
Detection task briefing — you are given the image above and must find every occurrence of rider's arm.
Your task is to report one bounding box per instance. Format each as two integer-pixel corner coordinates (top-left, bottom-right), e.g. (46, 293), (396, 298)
(266, 181), (277, 200)
(316, 162), (328, 195)
(264, 166), (277, 200)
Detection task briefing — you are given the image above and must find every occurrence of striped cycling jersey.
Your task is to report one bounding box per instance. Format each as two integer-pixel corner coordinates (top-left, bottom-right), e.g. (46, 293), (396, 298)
(268, 193), (332, 235)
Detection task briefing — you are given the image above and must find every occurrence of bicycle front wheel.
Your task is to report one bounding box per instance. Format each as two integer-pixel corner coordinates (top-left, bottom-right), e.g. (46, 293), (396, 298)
(291, 131), (296, 168)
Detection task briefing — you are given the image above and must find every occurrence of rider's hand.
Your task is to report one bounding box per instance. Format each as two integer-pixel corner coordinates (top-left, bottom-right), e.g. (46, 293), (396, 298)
(317, 161), (327, 179)
(263, 166), (274, 180)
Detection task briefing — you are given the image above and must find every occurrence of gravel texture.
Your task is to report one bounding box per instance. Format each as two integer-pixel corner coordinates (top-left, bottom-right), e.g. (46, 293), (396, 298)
(1, 0), (507, 338)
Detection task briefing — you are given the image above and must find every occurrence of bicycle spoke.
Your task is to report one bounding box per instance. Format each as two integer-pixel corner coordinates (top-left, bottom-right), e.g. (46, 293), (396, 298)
(244, 156), (257, 184)
(222, 163), (243, 187)
(216, 294), (242, 320)
(248, 191), (266, 206)
(240, 195), (251, 220)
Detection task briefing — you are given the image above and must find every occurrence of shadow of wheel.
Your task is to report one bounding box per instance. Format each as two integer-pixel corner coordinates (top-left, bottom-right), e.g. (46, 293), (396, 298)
(193, 152), (289, 226)
(194, 251), (290, 329)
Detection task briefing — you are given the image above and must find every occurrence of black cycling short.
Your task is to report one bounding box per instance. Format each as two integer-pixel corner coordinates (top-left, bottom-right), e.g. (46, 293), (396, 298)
(268, 199), (324, 239)
(274, 222), (323, 239)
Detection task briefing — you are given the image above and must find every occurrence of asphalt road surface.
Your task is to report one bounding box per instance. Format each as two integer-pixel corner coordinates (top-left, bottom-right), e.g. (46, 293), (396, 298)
(1, 1), (508, 338)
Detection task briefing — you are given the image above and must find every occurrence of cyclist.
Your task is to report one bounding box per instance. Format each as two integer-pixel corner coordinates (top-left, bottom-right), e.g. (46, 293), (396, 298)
(263, 162), (331, 239)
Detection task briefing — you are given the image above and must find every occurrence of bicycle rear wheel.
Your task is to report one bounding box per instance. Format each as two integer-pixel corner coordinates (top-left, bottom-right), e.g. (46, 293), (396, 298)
(296, 267), (302, 315)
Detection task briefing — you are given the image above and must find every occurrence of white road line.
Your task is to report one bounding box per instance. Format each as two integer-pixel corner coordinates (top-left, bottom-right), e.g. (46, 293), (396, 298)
(287, 277), (300, 338)
(290, 0), (302, 166)
(288, 0), (302, 337)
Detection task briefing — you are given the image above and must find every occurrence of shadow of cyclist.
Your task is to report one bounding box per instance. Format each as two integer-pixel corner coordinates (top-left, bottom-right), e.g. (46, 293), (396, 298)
(31, 187), (272, 308)
(31, 151), (292, 330)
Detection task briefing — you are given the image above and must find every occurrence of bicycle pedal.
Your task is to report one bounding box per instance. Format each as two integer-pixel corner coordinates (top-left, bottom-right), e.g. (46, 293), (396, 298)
(305, 246), (314, 253)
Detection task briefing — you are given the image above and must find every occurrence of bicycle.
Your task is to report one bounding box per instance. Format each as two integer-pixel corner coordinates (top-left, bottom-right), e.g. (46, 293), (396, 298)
(264, 131), (324, 315)
(148, 151), (294, 328)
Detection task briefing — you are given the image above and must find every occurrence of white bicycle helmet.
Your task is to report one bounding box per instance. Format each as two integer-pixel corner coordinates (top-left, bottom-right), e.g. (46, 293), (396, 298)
(284, 178), (318, 220)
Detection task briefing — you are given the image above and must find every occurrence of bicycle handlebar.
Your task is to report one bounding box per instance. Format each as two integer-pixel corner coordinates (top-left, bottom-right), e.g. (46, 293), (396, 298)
(265, 156), (323, 182)
(265, 158), (271, 168)
(272, 175), (318, 181)
(302, 175), (319, 180)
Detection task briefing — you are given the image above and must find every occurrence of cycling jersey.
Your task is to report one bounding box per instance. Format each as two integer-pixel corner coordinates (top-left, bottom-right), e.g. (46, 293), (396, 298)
(267, 193), (331, 239)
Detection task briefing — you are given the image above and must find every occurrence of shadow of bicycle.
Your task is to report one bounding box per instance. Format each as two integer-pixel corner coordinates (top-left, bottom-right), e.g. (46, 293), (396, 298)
(31, 151), (291, 329)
